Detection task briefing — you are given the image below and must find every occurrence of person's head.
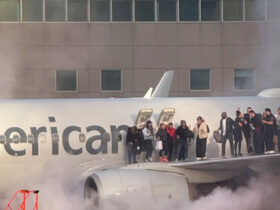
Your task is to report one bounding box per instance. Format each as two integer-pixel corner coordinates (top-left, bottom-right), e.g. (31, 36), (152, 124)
(236, 110), (241, 118)
(221, 112), (227, 119)
(160, 123), (166, 129)
(265, 108), (271, 116)
(146, 120), (152, 128)
(168, 122), (174, 129)
(247, 107), (252, 114)
(180, 120), (186, 127)
(249, 110), (255, 118)
(131, 126), (137, 134)
(197, 116), (203, 125)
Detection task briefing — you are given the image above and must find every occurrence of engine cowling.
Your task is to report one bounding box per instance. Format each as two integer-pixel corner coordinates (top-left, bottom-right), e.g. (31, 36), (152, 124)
(84, 169), (190, 206)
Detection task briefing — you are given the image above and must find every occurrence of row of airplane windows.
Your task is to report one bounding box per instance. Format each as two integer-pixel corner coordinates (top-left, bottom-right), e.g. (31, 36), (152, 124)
(0, 0), (279, 23)
(56, 69), (254, 92)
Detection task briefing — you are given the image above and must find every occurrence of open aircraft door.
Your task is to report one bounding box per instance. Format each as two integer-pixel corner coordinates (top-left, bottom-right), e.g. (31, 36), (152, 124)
(158, 108), (175, 126)
(135, 109), (153, 129)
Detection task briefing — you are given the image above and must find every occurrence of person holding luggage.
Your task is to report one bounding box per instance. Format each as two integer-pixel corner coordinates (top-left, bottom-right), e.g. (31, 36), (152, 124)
(156, 123), (169, 162)
(142, 120), (156, 162)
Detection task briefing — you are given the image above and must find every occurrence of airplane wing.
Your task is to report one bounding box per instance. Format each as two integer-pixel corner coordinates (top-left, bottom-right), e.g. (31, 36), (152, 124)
(126, 154), (280, 183)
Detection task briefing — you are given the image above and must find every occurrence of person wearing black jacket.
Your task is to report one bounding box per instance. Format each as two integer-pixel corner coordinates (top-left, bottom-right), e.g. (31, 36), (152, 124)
(126, 126), (138, 164)
(243, 107), (254, 154)
(176, 120), (194, 161)
(156, 123), (169, 162)
(249, 110), (265, 154)
(262, 108), (276, 154)
(219, 112), (234, 157)
(234, 111), (244, 156)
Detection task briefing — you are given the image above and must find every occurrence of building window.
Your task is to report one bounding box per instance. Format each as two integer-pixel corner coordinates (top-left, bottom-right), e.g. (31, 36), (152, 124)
(234, 69), (254, 89)
(223, 0), (243, 21)
(267, 0), (280, 21)
(56, 70), (77, 91)
(245, 0), (265, 21)
(179, 0), (199, 21)
(0, 0), (20, 22)
(22, 0), (43, 21)
(101, 70), (122, 91)
(90, 0), (110, 21)
(68, 0), (88, 22)
(190, 69), (210, 90)
(157, 0), (177, 21)
(112, 0), (132, 21)
(201, 0), (221, 21)
(135, 0), (155, 22)
(45, 0), (65, 22)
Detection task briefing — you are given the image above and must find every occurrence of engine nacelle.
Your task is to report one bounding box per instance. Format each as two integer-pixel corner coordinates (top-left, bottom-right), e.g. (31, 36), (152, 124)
(84, 169), (190, 206)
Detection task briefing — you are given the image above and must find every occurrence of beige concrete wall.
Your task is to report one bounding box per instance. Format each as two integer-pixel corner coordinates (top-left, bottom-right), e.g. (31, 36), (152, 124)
(0, 22), (279, 99)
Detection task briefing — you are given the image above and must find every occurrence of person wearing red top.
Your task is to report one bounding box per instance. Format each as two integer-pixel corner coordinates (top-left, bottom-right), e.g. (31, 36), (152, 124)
(167, 122), (177, 161)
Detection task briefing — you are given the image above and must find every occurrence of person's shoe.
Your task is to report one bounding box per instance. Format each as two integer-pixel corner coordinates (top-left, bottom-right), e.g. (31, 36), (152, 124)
(148, 157), (153, 162)
(160, 157), (164, 162)
(265, 151), (269, 155)
(145, 159), (149, 162)
(196, 157), (202, 161)
(163, 156), (169, 162)
(175, 159), (178, 162)
(269, 150), (276, 154)
(202, 157), (207, 160)
(221, 155), (226, 159)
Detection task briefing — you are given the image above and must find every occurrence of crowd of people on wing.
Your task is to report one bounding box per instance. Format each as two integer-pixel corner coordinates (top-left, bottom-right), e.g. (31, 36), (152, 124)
(126, 107), (280, 164)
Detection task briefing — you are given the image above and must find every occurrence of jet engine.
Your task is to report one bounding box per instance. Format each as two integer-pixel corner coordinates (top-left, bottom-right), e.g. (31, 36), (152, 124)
(84, 169), (190, 206)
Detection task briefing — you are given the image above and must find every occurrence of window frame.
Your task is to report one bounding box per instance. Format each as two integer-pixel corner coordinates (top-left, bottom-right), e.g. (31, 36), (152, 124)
(100, 69), (123, 92)
(189, 68), (212, 91)
(233, 68), (255, 90)
(55, 70), (79, 92)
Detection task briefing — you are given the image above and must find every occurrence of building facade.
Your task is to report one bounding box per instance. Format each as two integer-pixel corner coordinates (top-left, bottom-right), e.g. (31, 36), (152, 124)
(0, 0), (280, 99)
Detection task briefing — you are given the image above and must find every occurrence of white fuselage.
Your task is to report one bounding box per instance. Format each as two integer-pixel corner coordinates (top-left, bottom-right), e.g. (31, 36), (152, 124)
(0, 96), (279, 200)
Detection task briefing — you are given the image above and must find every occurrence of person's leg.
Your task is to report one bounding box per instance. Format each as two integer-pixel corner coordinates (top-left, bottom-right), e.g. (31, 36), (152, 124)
(229, 134), (234, 156)
(164, 140), (169, 157)
(234, 139), (238, 156)
(127, 143), (132, 164)
(269, 132), (275, 151)
(278, 129), (280, 152)
(183, 141), (187, 160)
(264, 133), (269, 152)
(196, 138), (200, 157)
(222, 136), (226, 157)
(168, 141), (173, 161)
(202, 138), (207, 157)
(238, 140), (242, 155)
(146, 140), (153, 159)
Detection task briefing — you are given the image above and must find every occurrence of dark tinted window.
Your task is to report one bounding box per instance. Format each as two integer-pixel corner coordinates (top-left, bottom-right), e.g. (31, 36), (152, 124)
(91, 0), (110, 21)
(201, 0), (221, 21)
(190, 69), (210, 90)
(45, 0), (65, 22)
(112, 0), (132, 21)
(223, 0), (243, 21)
(101, 70), (122, 91)
(157, 0), (177, 21)
(245, 0), (265, 21)
(68, 0), (88, 22)
(179, 0), (199, 21)
(22, 0), (43, 21)
(135, 0), (155, 21)
(56, 70), (77, 91)
(0, 0), (20, 21)
(234, 69), (254, 89)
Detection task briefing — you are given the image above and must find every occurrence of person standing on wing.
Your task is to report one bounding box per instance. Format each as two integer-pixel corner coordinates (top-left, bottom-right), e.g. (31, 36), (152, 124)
(193, 116), (208, 160)
(219, 112), (234, 158)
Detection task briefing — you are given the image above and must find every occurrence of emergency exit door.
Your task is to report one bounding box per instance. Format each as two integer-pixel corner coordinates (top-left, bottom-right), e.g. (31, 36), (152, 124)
(158, 108), (175, 126)
(135, 109), (153, 129)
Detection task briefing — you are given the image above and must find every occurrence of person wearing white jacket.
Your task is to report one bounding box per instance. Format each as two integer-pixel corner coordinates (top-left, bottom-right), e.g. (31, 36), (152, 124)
(142, 120), (156, 162)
